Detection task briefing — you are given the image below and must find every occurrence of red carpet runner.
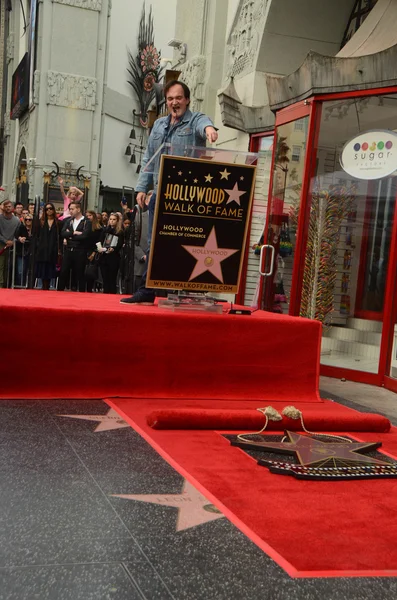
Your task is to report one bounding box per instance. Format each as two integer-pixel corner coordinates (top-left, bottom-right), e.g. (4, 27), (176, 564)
(0, 290), (322, 401)
(107, 397), (397, 578)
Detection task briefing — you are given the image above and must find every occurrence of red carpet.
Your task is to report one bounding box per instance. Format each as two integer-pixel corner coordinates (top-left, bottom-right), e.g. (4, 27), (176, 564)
(107, 396), (397, 578)
(0, 290), (322, 401)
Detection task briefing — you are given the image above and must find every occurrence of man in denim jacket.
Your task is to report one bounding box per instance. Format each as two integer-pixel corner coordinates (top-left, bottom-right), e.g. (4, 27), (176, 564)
(121, 80), (218, 304)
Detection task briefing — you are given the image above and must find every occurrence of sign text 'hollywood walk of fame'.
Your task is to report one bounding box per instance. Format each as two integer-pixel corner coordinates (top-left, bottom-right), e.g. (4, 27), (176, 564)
(146, 155), (256, 293)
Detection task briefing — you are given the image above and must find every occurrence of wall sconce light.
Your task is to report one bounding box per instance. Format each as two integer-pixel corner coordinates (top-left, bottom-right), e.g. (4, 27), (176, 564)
(125, 144), (131, 156)
(130, 109), (140, 140)
(136, 164), (141, 174)
(130, 153), (136, 164)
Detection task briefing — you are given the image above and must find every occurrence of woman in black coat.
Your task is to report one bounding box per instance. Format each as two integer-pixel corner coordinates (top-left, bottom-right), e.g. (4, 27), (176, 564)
(99, 213), (124, 294)
(35, 203), (61, 290)
(15, 214), (33, 286)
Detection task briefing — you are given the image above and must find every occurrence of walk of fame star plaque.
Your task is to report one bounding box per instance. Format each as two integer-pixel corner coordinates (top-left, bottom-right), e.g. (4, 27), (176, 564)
(230, 432), (397, 481)
(146, 155), (256, 294)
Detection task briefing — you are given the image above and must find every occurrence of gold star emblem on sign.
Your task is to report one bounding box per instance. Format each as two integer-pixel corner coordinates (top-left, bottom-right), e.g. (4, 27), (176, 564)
(219, 168), (231, 180)
(182, 226), (238, 283)
(205, 174), (213, 183)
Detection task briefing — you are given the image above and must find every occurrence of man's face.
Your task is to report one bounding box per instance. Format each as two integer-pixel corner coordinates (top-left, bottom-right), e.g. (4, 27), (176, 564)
(102, 212), (108, 223)
(69, 204), (81, 219)
(3, 202), (13, 215)
(15, 205), (23, 216)
(166, 84), (189, 120)
(28, 205), (35, 215)
(22, 209), (29, 218)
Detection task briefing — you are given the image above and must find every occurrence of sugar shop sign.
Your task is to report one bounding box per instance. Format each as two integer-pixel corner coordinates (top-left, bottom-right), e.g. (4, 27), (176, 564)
(340, 130), (397, 180)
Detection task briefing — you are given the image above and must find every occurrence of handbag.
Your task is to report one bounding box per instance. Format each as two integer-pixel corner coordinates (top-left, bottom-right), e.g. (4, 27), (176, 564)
(85, 252), (100, 280)
(85, 262), (98, 280)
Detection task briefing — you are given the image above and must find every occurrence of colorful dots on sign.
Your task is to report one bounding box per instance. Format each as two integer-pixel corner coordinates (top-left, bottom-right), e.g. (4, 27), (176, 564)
(353, 140), (393, 151)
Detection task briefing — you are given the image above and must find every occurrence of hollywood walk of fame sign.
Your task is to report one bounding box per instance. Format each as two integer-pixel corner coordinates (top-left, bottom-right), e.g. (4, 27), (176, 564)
(112, 479), (224, 532)
(146, 155), (256, 294)
(231, 431), (397, 481)
(58, 408), (129, 432)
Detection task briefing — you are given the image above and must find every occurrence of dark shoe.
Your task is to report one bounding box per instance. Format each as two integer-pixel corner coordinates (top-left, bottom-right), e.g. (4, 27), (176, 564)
(120, 290), (155, 304)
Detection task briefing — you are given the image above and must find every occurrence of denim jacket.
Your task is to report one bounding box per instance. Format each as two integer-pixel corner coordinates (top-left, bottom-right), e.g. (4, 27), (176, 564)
(135, 109), (215, 193)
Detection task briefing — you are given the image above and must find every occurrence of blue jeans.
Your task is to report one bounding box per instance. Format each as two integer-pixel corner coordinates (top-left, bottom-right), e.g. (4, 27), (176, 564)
(147, 191), (156, 247)
(16, 255), (29, 287)
(138, 192), (156, 291)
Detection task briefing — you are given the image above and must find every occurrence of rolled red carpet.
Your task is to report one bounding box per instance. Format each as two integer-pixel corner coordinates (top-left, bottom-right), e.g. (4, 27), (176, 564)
(147, 407), (391, 432)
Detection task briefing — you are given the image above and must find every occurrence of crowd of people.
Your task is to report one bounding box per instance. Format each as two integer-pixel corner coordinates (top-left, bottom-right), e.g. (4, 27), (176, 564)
(0, 194), (149, 294)
(0, 79), (218, 301)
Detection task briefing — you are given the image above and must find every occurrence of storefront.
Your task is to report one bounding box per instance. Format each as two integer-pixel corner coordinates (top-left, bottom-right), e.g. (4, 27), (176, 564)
(255, 25), (397, 390)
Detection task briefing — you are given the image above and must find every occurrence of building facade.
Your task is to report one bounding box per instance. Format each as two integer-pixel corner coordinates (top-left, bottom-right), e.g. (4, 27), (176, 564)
(0, 0), (176, 213)
(1, 0), (110, 211)
(100, 0), (176, 212)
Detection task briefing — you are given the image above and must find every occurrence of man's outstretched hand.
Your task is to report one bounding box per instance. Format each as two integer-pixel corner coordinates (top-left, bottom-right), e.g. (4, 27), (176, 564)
(205, 126), (218, 144)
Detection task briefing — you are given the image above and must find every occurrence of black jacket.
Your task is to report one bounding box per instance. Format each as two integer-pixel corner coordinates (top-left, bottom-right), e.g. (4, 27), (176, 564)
(87, 226), (103, 253)
(14, 223), (33, 257)
(61, 216), (92, 250)
(37, 219), (60, 264)
(100, 226), (124, 262)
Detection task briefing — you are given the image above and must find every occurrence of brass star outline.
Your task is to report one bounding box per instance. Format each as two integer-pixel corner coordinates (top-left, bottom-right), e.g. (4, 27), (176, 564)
(233, 431), (389, 468)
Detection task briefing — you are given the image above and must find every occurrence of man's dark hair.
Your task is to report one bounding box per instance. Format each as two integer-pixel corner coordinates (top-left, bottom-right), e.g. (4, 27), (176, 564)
(164, 80), (190, 102)
(15, 202), (24, 208)
(28, 202), (35, 207)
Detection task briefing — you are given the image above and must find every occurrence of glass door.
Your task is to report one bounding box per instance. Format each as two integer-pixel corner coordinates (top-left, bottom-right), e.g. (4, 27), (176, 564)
(301, 93), (397, 375)
(260, 105), (312, 313)
(237, 133), (275, 307)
